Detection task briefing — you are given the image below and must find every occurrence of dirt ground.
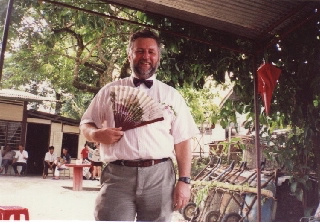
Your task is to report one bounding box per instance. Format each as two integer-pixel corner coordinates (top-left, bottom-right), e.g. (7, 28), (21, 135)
(0, 175), (185, 221)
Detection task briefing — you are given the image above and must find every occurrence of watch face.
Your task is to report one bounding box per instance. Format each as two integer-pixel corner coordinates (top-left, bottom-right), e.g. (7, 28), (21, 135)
(179, 177), (191, 184)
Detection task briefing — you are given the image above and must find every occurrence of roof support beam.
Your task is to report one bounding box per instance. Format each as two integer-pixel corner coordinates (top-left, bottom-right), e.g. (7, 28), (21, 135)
(0, 0), (14, 88)
(252, 53), (262, 222)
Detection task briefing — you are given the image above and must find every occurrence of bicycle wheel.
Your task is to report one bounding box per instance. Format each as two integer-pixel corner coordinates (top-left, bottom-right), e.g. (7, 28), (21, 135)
(204, 210), (220, 222)
(182, 202), (199, 221)
(221, 212), (241, 222)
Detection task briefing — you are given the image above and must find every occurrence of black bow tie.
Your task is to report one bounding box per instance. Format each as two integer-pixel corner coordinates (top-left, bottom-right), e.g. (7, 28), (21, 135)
(133, 78), (153, 88)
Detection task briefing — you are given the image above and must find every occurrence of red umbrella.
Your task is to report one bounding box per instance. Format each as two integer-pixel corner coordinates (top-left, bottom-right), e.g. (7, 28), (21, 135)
(257, 63), (281, 115)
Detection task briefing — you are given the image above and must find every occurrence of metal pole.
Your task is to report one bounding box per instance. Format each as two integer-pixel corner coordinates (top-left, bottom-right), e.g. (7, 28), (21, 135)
(253, 54), (262, 222)
(227, 123), (231, 163)
(0, 0), (15, 87)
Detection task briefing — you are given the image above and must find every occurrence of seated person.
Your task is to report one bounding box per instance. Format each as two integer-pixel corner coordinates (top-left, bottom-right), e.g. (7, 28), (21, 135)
(53, 147), (71, 180)
(43, 146), (57, 179)
(0, 145), (16, 175)
(12, 144), (28, 176)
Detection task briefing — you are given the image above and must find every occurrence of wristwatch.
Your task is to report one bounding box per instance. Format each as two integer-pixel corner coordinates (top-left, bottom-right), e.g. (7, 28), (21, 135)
(178, 177), (191, 184)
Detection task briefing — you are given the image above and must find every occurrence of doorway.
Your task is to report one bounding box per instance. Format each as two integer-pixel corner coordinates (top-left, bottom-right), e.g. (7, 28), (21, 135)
(25, 123), (50, 175)
(62, 133), (79, 159)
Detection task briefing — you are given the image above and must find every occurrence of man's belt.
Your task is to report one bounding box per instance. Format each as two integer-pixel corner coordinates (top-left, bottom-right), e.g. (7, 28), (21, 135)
(110, 158), (169, 167)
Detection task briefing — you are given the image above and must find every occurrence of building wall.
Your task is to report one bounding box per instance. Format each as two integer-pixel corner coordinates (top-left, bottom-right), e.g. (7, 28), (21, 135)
(63, 124), (79, 134)
(50, 123), (63, 156)
(0, 101), (23, 121)
(27, 118), (51, 124)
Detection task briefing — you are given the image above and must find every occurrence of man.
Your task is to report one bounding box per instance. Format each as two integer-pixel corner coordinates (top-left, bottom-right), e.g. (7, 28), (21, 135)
(61, 147), (71, 164)
(43, 146), (57, 179)
(0, 145), (16, 175)
(53, 147), (71, 180)
(12, 144), (28, 176)
(80, 28), (199, 221)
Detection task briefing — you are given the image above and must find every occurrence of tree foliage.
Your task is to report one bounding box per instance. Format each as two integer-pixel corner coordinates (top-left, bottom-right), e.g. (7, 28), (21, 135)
(178, 86), (220, 125)
(2, 0), (139, 117)
(2, 1), (246, 107)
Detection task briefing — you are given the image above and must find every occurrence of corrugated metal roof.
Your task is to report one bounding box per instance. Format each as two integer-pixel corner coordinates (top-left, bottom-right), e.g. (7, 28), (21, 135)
(103, 0), (319, 46)
(0, 89), (57, 102)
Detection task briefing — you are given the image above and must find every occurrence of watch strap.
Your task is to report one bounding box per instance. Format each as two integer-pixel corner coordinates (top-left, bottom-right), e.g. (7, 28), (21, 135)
(178, 177), (191, 184)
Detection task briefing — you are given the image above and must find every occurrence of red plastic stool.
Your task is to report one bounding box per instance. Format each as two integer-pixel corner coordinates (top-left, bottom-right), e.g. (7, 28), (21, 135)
(0, 206), (29, 220)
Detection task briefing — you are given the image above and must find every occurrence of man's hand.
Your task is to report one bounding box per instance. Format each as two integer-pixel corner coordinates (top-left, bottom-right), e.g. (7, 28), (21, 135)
(80, 123), (124, 145)
(173, 181), (191, 210)
(90, 127), (124, 144)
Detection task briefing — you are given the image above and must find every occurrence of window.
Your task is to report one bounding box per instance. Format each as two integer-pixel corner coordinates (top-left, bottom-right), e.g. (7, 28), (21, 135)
(0, 120), (22, 149)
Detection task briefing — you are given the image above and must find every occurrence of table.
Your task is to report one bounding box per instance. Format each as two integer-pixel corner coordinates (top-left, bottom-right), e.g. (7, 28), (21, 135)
(65, 164), (91, 191)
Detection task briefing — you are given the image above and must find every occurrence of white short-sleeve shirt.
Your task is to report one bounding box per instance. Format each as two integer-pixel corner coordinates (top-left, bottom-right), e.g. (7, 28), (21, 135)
(80, 76), (199, 162)
(15, 150), (28, 163)
(44, 152), (57, 162)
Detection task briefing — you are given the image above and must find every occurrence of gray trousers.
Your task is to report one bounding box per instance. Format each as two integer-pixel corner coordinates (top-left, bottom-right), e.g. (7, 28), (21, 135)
(95, 159), (176, 221)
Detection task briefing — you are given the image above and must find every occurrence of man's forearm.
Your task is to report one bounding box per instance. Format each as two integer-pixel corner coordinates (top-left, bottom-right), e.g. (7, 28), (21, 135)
(174, 139), (192, 178)
(81, 123), (124, 145)
(80, 123), (98, 142)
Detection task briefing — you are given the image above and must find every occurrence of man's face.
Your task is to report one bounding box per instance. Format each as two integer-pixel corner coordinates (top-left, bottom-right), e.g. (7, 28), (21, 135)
(49, 149), (54, 154)
(128, 38), (160, 79)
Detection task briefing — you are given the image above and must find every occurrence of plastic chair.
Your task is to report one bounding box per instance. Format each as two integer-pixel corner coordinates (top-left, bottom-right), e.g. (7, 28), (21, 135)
(0, 206), (29, 220)
(60, 168), (71, 179)
(60, 156), (71, 179)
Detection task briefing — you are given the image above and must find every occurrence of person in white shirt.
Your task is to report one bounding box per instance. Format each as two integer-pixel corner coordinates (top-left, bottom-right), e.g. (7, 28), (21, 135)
(80, 28), (199, 221)
(12, 144), (28, 176)
(43, 146), (57, 179)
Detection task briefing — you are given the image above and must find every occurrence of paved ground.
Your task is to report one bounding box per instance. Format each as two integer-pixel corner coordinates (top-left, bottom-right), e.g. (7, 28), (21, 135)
(0, 175), (185, 221)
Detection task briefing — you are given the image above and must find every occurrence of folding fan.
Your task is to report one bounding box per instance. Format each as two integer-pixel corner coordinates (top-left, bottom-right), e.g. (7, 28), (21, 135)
(110, 86), (164, 131)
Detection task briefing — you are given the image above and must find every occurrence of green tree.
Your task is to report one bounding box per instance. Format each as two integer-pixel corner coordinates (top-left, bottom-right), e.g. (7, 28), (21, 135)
(2, 0), (139, 118)
(2, 0), (243, 96)
(178, 86), (220, 126)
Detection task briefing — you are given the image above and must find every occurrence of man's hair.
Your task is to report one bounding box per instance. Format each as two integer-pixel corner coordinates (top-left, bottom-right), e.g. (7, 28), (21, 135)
(63, 147), (69, 151)
(49, 146), (54, 150)
(127, 28), (161, 54)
